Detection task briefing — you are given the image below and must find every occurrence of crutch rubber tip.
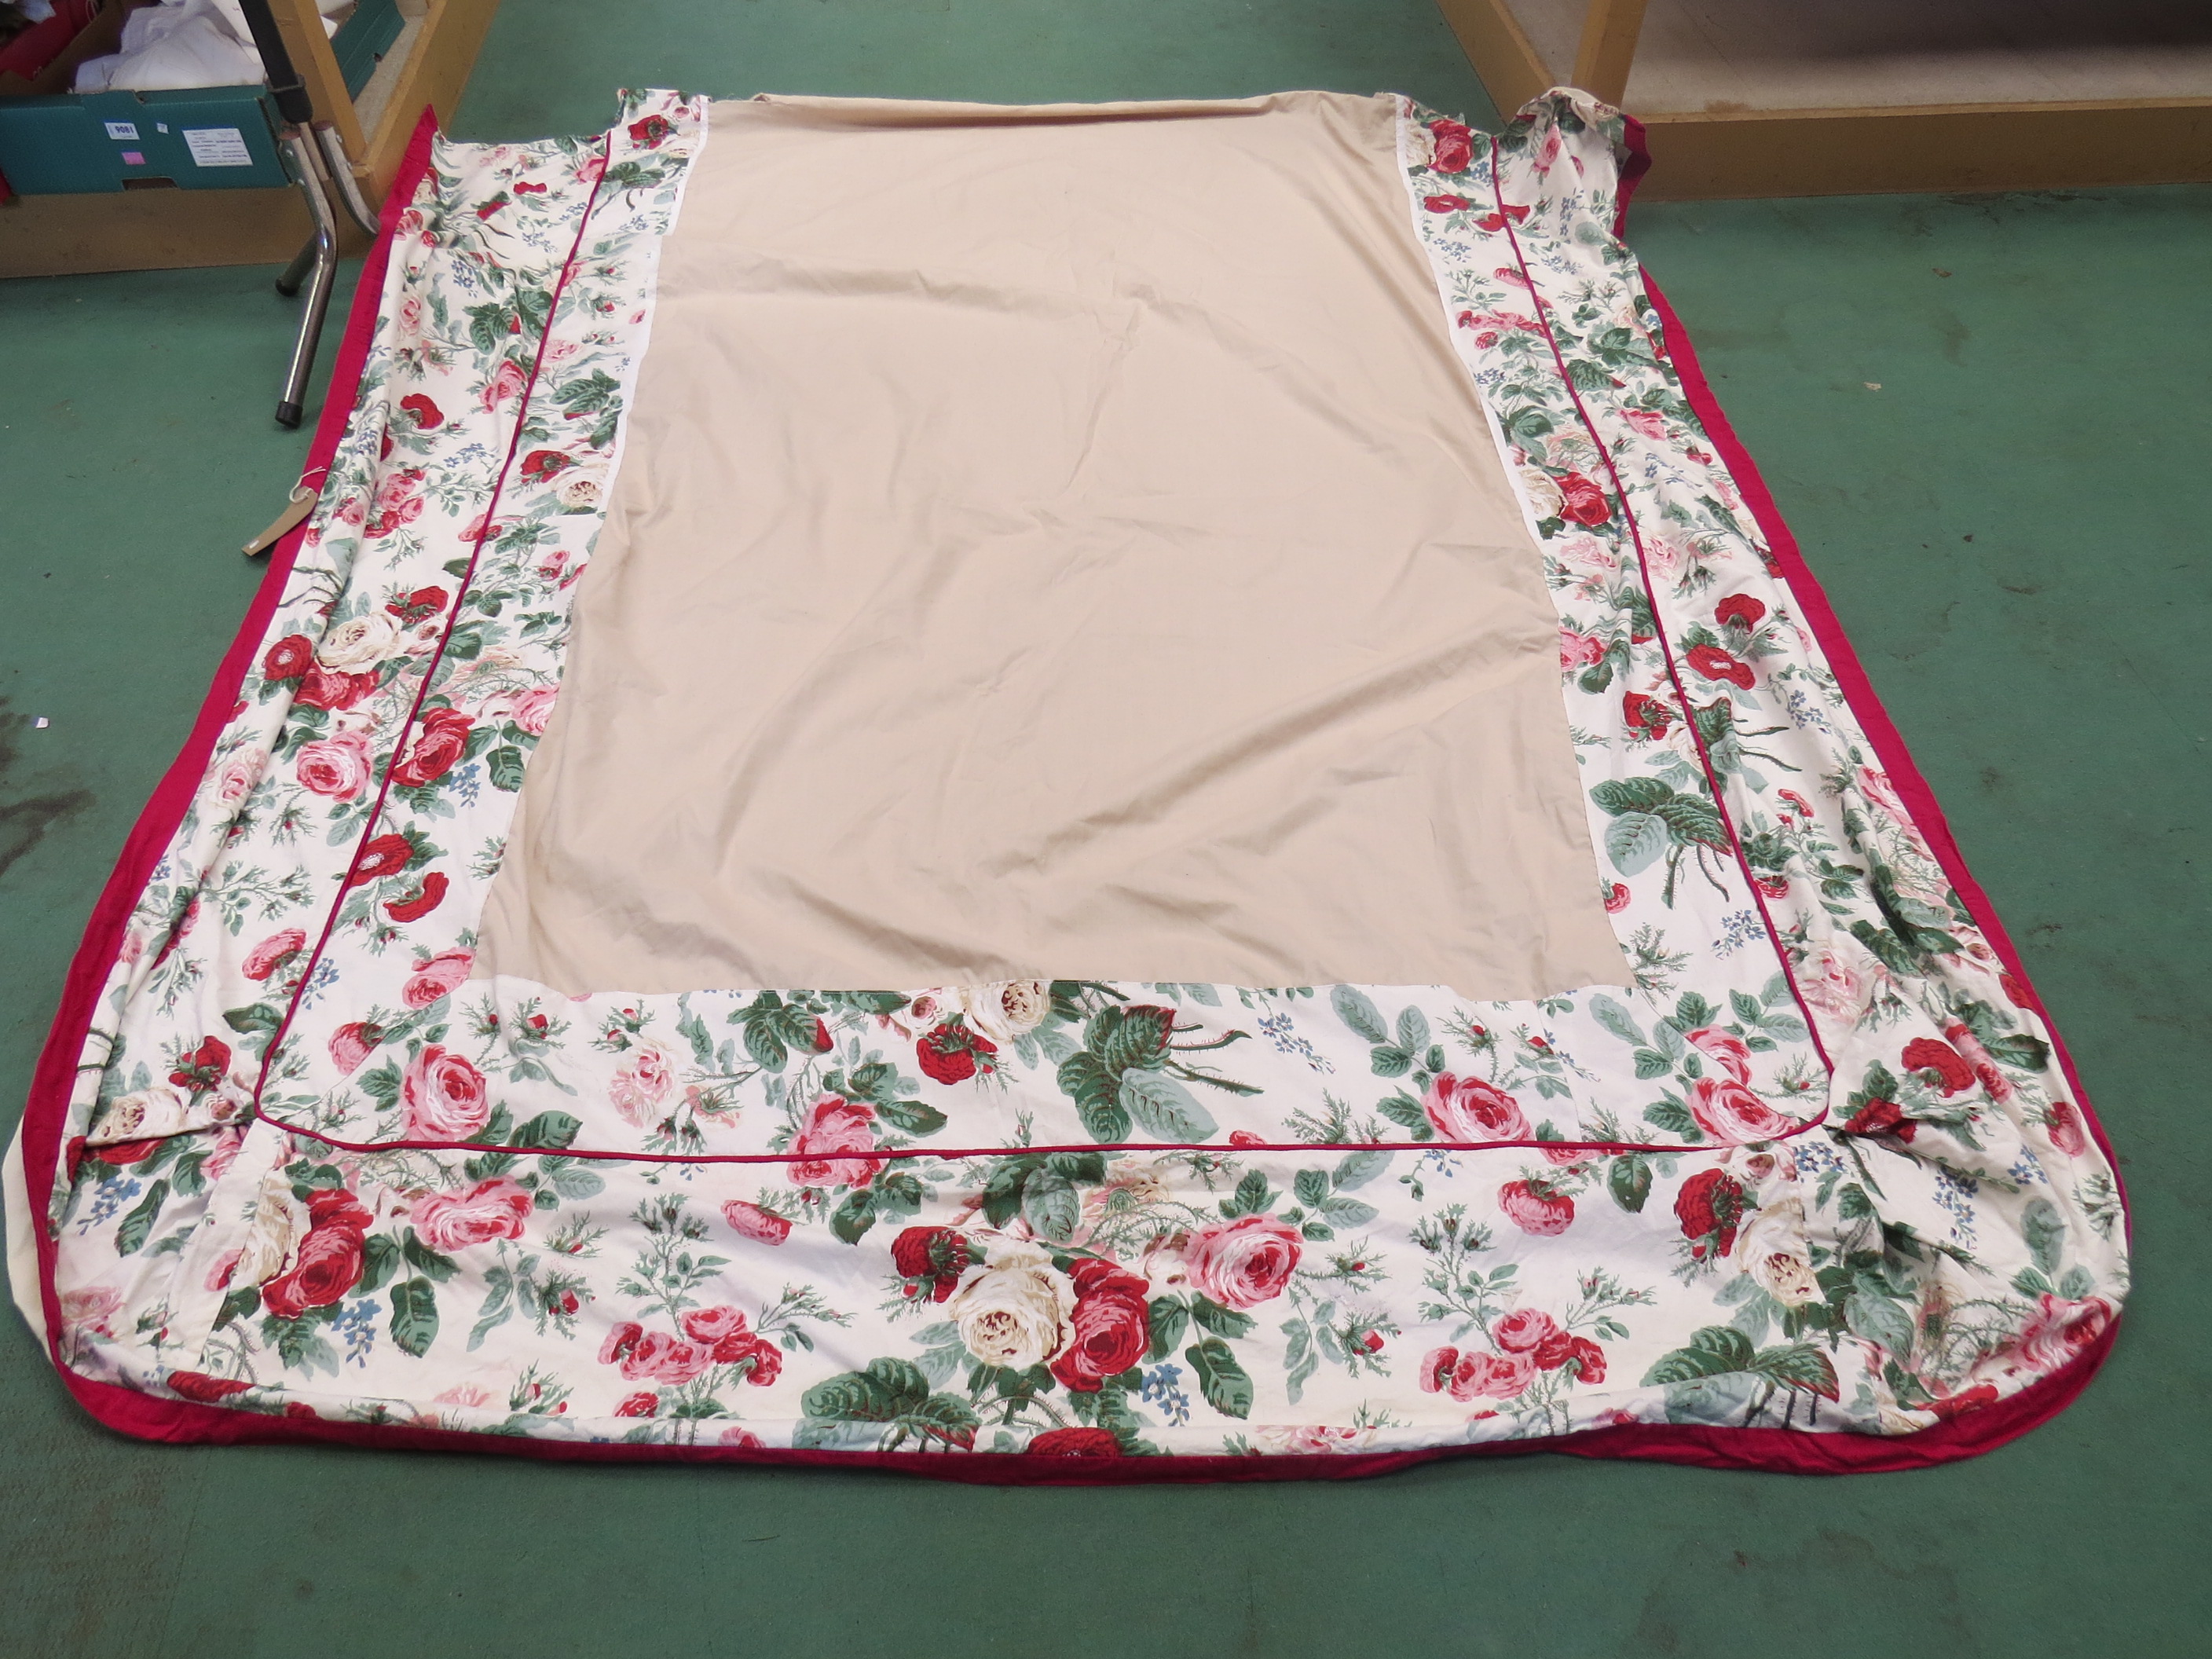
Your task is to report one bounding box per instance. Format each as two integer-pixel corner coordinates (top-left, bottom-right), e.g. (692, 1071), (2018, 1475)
(276, 400), (304, 430)
(275, 274), (302, 297)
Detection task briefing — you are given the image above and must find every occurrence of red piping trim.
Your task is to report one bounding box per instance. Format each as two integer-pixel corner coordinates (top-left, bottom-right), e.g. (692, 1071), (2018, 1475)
(1484, 134), (1836, 1076)
(234, 1115), (1833, 1165)
(22, 110), (442, 1375)
(247, 131), (616, 1120)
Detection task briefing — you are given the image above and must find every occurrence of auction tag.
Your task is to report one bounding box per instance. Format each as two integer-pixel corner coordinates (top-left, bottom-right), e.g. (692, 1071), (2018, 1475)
(104, 121), (139, 141)
(183, 126), (253, 168)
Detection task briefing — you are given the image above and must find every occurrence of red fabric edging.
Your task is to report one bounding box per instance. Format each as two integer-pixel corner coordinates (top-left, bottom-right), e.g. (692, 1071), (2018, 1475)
(20, 111), (441, 1384)
(1611, 118), (2126, 1215)
(20, 104), (2119, 1481)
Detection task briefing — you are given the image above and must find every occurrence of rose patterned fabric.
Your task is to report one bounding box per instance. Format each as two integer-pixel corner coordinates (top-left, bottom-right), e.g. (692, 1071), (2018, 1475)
(14, 90), (2125, 1472)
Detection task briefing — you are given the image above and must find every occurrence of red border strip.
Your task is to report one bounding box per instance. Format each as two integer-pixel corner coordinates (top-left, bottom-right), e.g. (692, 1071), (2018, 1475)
(22, 109), (441, 1372)
(21, 106), (2118, 1479)
(1613, 116), (2126, 1217)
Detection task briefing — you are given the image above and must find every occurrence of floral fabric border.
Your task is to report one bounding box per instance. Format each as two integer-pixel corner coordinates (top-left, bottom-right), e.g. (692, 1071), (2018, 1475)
(26, 91), (2124, 1467)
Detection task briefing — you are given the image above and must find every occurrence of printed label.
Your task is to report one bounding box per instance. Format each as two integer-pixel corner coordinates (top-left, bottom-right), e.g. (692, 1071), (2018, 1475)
(104, 121), (140, 141)
(120, 151), (145, 167)
(183, 126), (253, 168)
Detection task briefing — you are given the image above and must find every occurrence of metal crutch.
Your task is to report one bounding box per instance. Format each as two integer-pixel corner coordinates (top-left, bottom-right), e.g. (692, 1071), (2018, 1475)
(233, 0), (381, 428)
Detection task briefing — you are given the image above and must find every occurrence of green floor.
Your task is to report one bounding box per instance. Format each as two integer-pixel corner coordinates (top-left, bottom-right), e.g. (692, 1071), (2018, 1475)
(3, 2), (2207, 1651)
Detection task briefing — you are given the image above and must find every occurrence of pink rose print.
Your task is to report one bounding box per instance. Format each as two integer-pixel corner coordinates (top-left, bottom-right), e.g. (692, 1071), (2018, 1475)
(1422, 1072), (1528, 1142)
(402, 948), (474, 1009)
(1497, 1179), (1575, 1236)
(787, 1096), (881, 1188)
(412, 1177), (533, 1251)
(400, 1045), (491, 1140)
(1185, 1214), (1301, 1310)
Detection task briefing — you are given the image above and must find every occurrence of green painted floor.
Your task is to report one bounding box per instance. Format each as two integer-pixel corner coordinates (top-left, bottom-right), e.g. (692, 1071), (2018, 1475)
(3, 2), (2208, 1652)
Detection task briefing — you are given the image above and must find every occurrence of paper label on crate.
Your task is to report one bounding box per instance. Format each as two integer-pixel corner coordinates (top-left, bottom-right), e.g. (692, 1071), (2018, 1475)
(183, 127), (253, 168)
(104, 122), (139, 141)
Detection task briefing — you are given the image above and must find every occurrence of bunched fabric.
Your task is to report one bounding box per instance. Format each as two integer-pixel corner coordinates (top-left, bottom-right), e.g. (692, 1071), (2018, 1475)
(6, 89), (2126, 1479)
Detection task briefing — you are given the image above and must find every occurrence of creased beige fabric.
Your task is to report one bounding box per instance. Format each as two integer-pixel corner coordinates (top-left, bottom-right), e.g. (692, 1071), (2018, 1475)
(474, 91), (1626, 998)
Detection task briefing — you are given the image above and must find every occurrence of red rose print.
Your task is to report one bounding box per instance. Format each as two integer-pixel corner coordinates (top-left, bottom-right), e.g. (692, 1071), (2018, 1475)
(1902, 1037), (1976, 1097)
(1419, 1346), (1459, 1392)
(1498, 1179), (1574, 1236)
(1423, 1072), (1528, 1142)
(384, 872), (449, 923)
(1429, 119), (1474, 174)
(475, 192), (508, 220)
(1842, 1097), (1916, 1142)
(891, 1225), (977, 1302)
(1491, 1308), (1562, 1353)
(167, 1371), (253, 1402)
(1556, 472), (1611, 526)
(295, 664), (379, 712)
(1622, 690), (1674, 739)
(1186, 1214), (1302, 1310)
(2011, 1293), (2112, 1376)
(168, 1036), (230, 1094)
(916, 1021), (996, 1085)
(515, 181), (547, 195)
(1424, 194), (1472, 212)
(2045, 1099), (2088, 1158)
(1049, 1258), (1152, 1392)
(1229, 1129), (1268, 1147)
(680, 1305), (749, 1346)
(721, 1199), (793, 1244)
(390, 707), (473, 789)
(1754, 873), (1789, 899)
(93, 1139), (160, 1166)
(1603, 881), (1631, 913)
(262, 635), (313, 682)
(241, 928), (306, 982)
(1561, 1335), (1606, 1384)
(614, 1392), (659, 1417)
(1686, 643), (1756, 690)
(628, 115), (675, 148)
(1714, 593), (1766, 630)
(1359, 1331), (1386, 1353)
(787, 1095), (881, 1188)
(2000, 972), (2039, 1011)
(1027, 1426), (1122, 1456)
(412, 1177), (533, 1251)
(348, 833), (415, 885)
(725, 1335), (782, 1386)
(518, 449), (571, 482)
(386, 585), (449, 624)
(398, 393), (443, 430)
(1673, 1168), (1747, 1260)
(1925, 1384), (1998, 1421)
(812, 1018), (834, 1053)
(261, 1193), (370, 1320)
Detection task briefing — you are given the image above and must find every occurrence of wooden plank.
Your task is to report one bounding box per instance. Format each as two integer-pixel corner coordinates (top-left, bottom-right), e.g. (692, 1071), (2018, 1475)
(0, 186), (369, 279)
(268, 0), (367, 157)
(1432, 0), (1557, 119)
(362, 0), (500, 195)
(1572, 0), (1647, 107)
(1634, 97), (2212, 200)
